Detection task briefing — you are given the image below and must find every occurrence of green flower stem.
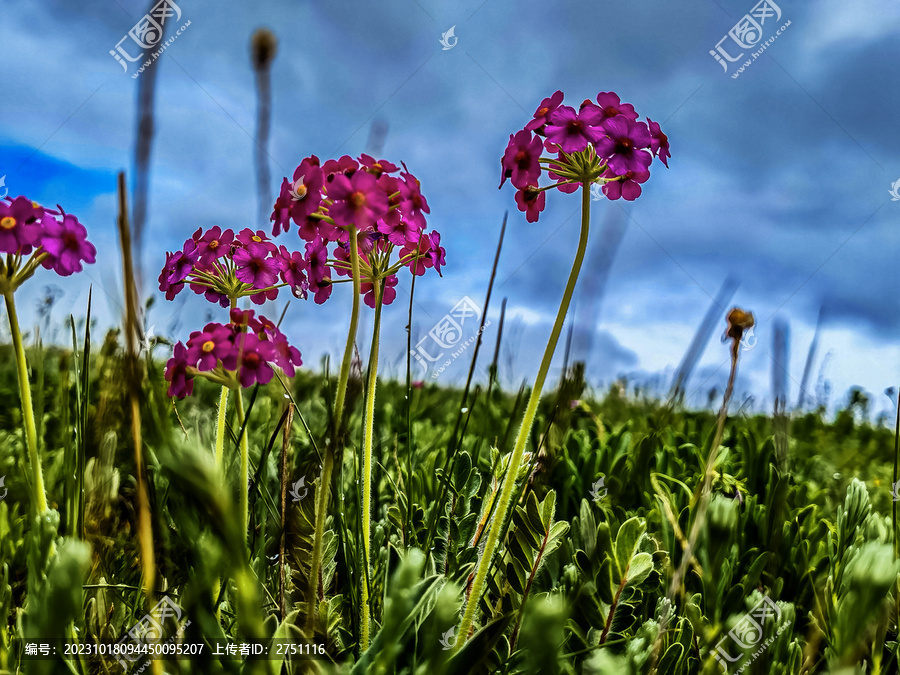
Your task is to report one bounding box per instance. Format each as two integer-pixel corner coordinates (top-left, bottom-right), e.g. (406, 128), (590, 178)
(306, 226), (362, 634)
(360, 279), (384, 651)
(215, 387), (230, 469)
(455, 181), (592, 649)
(235, 389), (249, 544)
(3, 291), (48, 514)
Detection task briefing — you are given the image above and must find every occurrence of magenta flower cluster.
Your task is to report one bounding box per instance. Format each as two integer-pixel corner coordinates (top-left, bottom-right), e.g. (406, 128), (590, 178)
(164, 308), (302, 398)
(0, 196), (96, 276)
(158, 226), (306, 306)
(271, 153), (445, 306)
(500, 91), (670, 220)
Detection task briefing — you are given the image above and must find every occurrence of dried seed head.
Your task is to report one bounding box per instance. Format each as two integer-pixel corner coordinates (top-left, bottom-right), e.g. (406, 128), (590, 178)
(725, 307), (754, 341)
(251, 28), (278, 70)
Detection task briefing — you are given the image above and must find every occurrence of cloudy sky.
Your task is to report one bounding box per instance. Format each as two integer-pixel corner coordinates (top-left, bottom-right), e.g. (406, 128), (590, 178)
(2, 0), (899, 416)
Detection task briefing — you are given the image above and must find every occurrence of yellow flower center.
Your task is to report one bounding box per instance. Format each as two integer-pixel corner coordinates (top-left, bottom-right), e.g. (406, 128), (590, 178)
(0, 217), (16, 230)
(202, 340), (216, 353)
(252, 235), (262, 242)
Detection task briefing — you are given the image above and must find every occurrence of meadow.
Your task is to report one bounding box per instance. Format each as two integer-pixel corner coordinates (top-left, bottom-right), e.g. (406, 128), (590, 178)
(0, 311), (898, 674)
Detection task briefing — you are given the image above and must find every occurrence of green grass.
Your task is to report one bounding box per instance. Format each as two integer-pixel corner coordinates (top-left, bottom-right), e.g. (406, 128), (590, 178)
(0, 330), (899, 674)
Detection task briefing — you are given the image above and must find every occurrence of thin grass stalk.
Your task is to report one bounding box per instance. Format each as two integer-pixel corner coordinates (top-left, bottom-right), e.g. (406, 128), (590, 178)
(235, 389), (250, 544)
(306, 225), (362, 633)
(405, 271), (416, 544)
(360, 278), (385, 651)
(117, 172), (161, 675)
(215, 387), (230, 468)
(455, 185), (591, 649)
(668, 338), (741, 598)
(893, 389), (899, 561)
(280, 403), (294, 620)
(3, 291), (47, 514)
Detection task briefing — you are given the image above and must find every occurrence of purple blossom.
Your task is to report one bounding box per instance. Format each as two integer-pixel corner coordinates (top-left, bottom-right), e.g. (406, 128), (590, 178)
(545, 105), (605, 154)
(278, 245), (309, 299)
(647, 118), (670, 167)
(595, 92), (639, 122)
(525, 90), (564, 132)
(361, 274), (398, 308)
(328, 171), (389, 230)
(165, 342), (194, 399)
(0, 196), (43, 254)
(195, 226), (234, 265)
(233, 242), (281, 288)
(500, 129), (543, 190)
(595, 116), (652, 175)
(235, 332), (277, 388)
(601, 169), (650, 201)
(187, 324), (238, 371)
(39, 213), (97, 276)
(514, 185), (546, 223)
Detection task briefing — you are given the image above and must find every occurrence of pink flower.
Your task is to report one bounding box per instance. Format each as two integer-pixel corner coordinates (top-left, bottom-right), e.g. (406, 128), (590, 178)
(514, 185), (546, 223)
(647, 118), (670, 167)
(428, 231), (445, 276)
(594, 116), (652, 175)
(601, 168), (650, 201)
(0, 196), (43, 254)
(400, 237), (433, 276)
(525, 90), (564, 132)
(361, 274), (398, 308)
(187, 324), (237, 371)
(322, 155), (359, 180)
(272, 158), (324, 237)
(278, 245), (308, 299)
(595, 92), (639, 122)
(328, 171), (389, 230)
(398, 165), (430, 230)
(39, 213), (97, 276)
(305, 238), (333, 304)
(235, 332), (277, 387)
(500, 129), (543, 190)
(233, 242), (281, 288)
(165, 342), (194, 398)
(359, 154), (399, 177)
(236, 228), (278, 254)
(545, 105), (605, 154)
(161, 239), (199, 287)
(195, 226), (234, 265)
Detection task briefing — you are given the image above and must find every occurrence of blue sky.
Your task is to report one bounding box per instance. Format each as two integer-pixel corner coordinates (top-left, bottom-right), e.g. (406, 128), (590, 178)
(2, 0), (899, 417)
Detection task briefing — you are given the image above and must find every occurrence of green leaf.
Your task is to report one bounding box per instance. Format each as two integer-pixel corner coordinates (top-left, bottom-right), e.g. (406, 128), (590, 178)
(623, 552), (653, 588)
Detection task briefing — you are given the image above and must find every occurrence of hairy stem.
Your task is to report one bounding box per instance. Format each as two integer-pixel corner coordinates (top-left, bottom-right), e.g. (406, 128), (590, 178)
(360, 279), (384, 651)
(215, 386), (230, 469)
(306, 226), (362, 634)
(235, 389), (249, 544)
(4, 291), (48, 514)
(455, 183), (591, 649)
